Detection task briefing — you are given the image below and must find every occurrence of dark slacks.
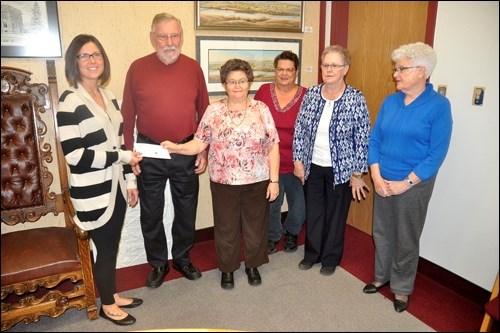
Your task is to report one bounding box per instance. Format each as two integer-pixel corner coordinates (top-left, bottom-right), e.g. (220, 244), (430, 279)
(210, 180), (270, 273)
(89, 187), (126, 305)
(137, 153), (199, 268)
(303, 164), (352, 267)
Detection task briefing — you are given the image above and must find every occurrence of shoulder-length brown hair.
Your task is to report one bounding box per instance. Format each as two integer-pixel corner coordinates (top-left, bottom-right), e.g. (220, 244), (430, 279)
(64, 34), (111, 88)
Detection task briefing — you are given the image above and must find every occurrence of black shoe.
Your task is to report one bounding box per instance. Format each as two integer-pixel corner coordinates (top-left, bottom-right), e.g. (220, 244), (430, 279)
(394, 297), (409, 312)
(284, 233), (298, 252)
(99, 307), (136, 326)
(173, 262), (202, 280)
(298, 259), (313, 270)
(118, 298), (143, 309)
(146, 264), (169, 288)
(221, 272), (234, 289)
(320, 266), (336, 276)
(245, 267), (262, 286)
(363, 281), (389, 294)
(268, 240), (278, 254)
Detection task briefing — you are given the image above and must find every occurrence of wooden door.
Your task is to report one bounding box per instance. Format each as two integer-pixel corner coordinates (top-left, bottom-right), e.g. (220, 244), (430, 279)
(345, 1), (429, 234)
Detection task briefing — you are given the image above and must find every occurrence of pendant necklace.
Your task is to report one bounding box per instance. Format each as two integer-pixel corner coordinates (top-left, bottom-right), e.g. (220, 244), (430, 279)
(228, 100), (247, 127)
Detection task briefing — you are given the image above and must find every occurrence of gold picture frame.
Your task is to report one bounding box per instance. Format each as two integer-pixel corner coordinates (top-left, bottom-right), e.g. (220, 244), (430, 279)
(195, 1), (304, 32)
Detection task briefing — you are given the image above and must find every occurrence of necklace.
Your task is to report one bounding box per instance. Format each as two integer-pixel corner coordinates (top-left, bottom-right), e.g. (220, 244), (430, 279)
(229, 108), (247, 126)
(227, 99), (248, 127)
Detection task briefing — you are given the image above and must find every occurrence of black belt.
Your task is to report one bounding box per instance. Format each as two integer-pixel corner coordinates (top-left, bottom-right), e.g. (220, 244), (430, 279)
(137, 133), (193, 145)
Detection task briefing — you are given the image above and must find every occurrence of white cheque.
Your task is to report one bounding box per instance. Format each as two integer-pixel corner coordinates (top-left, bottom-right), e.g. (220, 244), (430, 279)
(134, 143), (171, 159)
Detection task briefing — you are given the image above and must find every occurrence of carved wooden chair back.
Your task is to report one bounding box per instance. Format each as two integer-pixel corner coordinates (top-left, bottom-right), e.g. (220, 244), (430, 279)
(1, 61), (98, 331)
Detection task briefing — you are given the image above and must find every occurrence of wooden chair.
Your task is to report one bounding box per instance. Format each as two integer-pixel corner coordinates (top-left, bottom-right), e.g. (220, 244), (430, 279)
(1, 62), (98, 331)
(480, 273), (499, 332)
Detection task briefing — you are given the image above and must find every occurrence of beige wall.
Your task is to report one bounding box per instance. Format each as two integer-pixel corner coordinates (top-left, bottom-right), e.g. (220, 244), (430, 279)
(1, 1), (320, 233)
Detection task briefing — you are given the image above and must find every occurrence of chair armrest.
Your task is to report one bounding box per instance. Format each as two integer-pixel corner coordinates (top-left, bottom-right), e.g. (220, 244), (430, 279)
(62, 189), (90, 240)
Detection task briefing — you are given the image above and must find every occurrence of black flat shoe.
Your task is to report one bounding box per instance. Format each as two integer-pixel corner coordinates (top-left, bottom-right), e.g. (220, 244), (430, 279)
(363, 281), (389, 294)
(118, 298), (143, 309)
(99, 307), (136, 326)
(394, 297), (410, 313)
(245, 267), (262, 286)
(221, 272), (234, 289)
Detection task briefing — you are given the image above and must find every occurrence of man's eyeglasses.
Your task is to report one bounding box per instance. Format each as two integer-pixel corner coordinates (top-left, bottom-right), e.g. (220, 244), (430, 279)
(321, 63), (346, 70)
(154, 33), (181, 43)
(392, 66), (421, 74)
(276, 68), (295, 73)
(77, 52), (103, 61)
(225, 79), (249, 87)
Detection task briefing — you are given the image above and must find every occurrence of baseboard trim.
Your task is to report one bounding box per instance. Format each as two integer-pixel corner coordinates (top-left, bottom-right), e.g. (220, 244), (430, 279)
(417, 257), (489, 306)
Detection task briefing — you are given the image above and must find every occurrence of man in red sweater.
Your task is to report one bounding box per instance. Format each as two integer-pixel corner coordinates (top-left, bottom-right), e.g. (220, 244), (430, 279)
(121, 13), (209, 288)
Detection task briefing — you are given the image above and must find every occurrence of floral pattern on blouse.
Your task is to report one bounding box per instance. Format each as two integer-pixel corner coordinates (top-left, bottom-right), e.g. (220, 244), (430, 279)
(195, 98), (279, 185)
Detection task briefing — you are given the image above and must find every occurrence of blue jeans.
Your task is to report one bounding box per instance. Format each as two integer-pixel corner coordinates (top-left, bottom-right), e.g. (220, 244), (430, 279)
(268, 173), (306, 242)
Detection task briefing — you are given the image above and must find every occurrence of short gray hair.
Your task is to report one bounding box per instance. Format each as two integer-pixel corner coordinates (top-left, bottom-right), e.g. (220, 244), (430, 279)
(391, 42), (437, 79)
(151, 13), (183, 34)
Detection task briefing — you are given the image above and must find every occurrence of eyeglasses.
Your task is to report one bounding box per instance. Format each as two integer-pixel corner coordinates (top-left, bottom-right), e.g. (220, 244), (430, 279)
(225, 79), (249, 87)
(154, 33), (181, 43)
(77, 52), (103, 61)
(276, 68), (295, 73)
(321, 63), (346, 70)
(392, 66), (421, 74)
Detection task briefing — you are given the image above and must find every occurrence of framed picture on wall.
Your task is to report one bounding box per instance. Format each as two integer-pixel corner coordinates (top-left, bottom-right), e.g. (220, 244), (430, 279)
(1, 1), (62, 58)
(195, 1), (304, 32)
(196, 36), (302, 96)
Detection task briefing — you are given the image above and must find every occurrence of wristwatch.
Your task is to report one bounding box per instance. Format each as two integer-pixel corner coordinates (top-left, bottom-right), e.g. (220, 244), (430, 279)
(269, 180), (279, 184)
(352, 172), (363, 179)
(405, 177), (415, 187)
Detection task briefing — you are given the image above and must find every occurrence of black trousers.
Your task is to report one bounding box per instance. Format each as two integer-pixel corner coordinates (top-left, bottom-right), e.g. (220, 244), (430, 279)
(137, 153), (199, 268)
(89, 187), (126, 305)
(303, 164), (352, 267)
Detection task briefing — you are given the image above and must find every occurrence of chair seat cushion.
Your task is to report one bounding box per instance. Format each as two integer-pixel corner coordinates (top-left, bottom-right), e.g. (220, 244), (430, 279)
(1, 227), (82, 286)
(485, 296), (499, 321)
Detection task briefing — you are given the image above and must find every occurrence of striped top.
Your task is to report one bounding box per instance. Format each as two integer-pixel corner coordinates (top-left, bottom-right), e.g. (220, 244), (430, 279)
(57, 85), (136, 230)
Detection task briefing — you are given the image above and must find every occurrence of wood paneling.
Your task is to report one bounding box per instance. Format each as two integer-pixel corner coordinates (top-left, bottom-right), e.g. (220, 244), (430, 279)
(345, 1), (428, 235)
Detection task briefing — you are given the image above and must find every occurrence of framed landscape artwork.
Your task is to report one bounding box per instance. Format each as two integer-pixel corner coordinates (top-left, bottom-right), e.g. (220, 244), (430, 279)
(196, 36), (302, 96)
(196, 1), (304, 32)
(1, 1), (62, 58)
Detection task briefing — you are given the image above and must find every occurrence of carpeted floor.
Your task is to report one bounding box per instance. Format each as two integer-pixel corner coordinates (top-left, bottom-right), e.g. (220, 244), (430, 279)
(6, 225), (487, 332)
(7, 247), (434, 332)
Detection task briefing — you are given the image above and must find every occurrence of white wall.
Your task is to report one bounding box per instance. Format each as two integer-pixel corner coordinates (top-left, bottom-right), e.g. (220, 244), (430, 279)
(422, 1), (499, 290)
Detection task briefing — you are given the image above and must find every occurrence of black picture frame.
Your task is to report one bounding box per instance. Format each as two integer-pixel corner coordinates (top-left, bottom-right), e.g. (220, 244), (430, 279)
(1, 1), (62, 58)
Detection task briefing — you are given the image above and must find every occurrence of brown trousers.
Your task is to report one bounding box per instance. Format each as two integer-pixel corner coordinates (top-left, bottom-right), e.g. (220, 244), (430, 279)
(210, 180), (270, 273)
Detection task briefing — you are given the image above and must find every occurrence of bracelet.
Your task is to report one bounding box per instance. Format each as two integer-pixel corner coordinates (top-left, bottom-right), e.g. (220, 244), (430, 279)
(269, 180), (279, 184)
(352, 173), (363, 179)
(405, 177), (415, 187)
